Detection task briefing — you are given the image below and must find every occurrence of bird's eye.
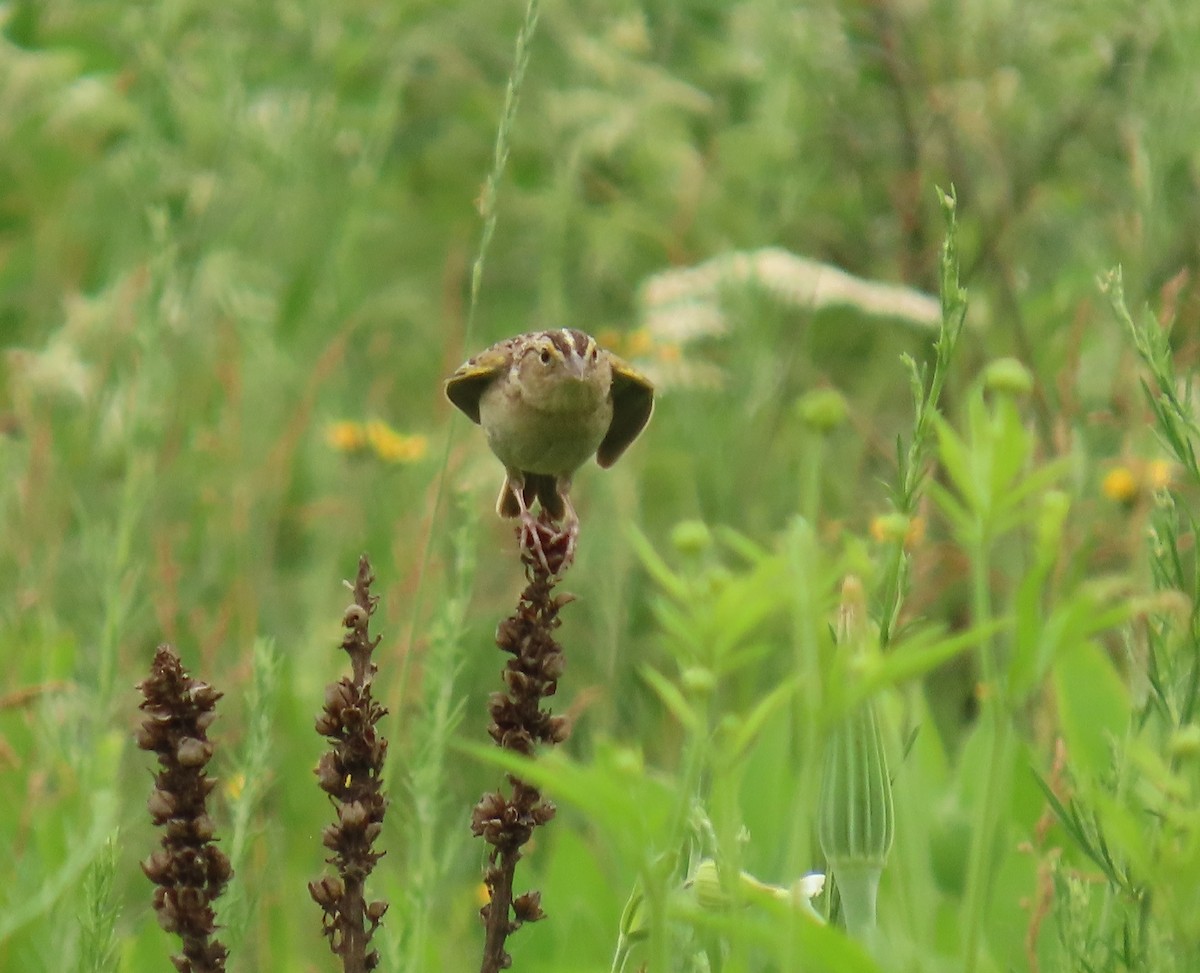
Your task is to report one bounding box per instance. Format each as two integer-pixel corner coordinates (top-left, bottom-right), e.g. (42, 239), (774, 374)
(590, 346), (598, 362)
(539, 349), (552, 365)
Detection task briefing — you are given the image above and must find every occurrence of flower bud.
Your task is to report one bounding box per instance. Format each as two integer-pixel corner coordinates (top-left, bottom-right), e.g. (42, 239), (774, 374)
(671, 520), (712, 556)
(817, 698), (893, 937)
(982, 357), (1033, 397)
(818, 582), (894, 939)
(818, 701), (894, 869)
(797, 388), (848, 433)
(691, 859), (732, 911)
(681, 667), (716, 696)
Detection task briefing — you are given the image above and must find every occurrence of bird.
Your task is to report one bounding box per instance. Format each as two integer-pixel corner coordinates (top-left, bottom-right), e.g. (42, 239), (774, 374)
(445, 328), (654, 573)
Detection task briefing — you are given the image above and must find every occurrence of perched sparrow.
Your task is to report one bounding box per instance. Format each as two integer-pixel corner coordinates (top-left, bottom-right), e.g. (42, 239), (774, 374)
(445, 328), (654, 572)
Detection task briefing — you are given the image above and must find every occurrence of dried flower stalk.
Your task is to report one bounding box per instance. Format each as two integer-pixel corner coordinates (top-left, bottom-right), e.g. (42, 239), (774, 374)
(136, 644), (232, 973)
(473, 518), (573, 973)
(309, 555), (390, 973)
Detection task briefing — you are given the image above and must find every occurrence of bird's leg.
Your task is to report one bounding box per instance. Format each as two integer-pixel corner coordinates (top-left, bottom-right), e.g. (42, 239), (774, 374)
(553, 491), (580, 574)
(532, 479), (578, 576)
(510, 480), (554, 576)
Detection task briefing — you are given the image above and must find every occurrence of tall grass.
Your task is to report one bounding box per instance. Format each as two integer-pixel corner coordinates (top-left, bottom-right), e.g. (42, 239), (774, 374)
(3, 0), (1200, 970)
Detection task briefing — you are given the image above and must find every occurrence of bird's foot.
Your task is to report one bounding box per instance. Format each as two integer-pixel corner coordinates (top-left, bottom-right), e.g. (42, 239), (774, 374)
(517, 510), (577, 578)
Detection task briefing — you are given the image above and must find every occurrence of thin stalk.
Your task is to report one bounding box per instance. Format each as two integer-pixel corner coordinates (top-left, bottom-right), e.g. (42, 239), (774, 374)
(800, 434), (825, 525)
(399, 0), (543, 720)
(878, 188), (968, 647)
(960, 534), (1012, 973)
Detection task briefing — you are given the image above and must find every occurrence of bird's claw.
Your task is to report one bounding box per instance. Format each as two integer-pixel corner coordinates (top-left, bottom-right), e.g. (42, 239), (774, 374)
(517, 512), (577, 577)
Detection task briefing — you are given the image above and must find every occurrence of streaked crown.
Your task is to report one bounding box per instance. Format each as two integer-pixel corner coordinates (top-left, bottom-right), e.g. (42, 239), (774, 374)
(520, 329), (598, 369)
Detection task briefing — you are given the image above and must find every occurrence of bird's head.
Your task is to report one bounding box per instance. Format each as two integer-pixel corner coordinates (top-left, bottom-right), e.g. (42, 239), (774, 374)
(516, 329), (611, 408)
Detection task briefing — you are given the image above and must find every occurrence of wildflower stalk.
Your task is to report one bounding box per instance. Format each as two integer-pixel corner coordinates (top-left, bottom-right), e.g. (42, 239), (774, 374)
(1102, 267), (1200, 485)
(136, 644), (232, 973)
(796, 388), (848, 523)
(1104, 262), (1200, 719)
(1099, 267), (1200, 944)
(878, 188), (968, 646)
(472, 519), (572, 973)
(309, 556), (390, 973)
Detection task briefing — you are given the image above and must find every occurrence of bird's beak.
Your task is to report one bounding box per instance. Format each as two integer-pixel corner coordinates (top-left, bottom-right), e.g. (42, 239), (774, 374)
(566, 353), (588, 380)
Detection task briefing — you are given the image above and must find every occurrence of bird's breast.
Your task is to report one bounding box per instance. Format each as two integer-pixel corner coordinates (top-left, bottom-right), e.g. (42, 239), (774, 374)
(478, 378), (613, 476)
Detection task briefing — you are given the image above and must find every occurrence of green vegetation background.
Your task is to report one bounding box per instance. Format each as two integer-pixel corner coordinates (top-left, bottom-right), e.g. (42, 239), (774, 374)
(3, 0), (1200, 970)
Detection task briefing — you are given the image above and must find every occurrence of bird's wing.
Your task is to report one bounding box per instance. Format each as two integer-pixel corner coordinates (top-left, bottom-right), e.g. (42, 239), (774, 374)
(597, 356), (654, 468)
(444, 342), (512, 424)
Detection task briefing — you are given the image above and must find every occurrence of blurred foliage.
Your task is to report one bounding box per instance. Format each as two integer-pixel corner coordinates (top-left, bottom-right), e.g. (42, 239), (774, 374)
(3, 0), (1200, 970)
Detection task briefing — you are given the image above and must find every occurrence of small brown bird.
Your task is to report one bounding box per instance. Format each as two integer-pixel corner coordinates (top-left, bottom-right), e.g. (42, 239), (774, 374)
(445, 328), (654, 571)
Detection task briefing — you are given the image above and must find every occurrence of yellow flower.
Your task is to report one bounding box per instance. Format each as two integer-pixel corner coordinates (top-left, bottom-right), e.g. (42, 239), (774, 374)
(1101, 466), (1138, 503)
(327, 419), (428, 463)
(364, 420), (428, 464)
(326, 420), (367, 453)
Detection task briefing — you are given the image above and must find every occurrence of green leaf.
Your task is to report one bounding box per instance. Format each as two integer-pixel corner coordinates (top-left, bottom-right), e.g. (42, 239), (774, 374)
(718, 679), (796, 765)
(1012, 581), (1133, 700)
(639, 664), (703, 733)
(628, 525), (690, 602)
(843, 619), (1007, 710)
(932, 412), (977, 514)
(1052, 638), (1131, 780)
(457, 741), (675, 861)
(926, 479), (975, 541)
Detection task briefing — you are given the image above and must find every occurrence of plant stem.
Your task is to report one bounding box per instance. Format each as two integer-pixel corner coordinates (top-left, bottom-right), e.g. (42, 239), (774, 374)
(961, 535), (1012, 973)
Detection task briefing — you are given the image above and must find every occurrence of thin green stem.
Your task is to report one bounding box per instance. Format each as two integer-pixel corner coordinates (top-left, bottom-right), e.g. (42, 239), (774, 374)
(878, 188), (967, 647)
(961, 533), (1012, 973)
(467, 0), (542, 333)
(398, 0), (542, 717)
(800, 435), (825, 524)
